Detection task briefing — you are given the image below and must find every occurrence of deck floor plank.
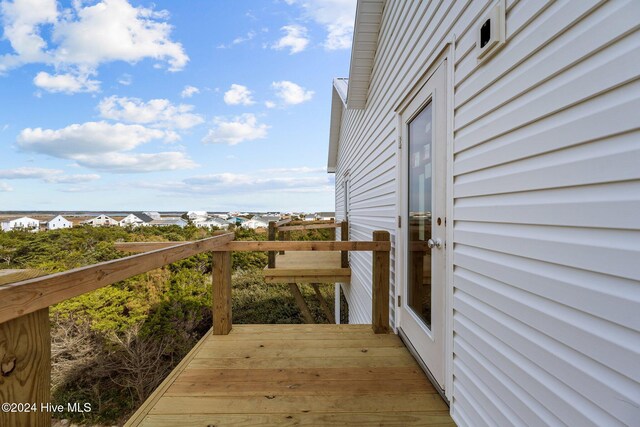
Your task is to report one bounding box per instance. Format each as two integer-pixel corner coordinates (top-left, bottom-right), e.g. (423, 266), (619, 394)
(126, 324), (455, 426)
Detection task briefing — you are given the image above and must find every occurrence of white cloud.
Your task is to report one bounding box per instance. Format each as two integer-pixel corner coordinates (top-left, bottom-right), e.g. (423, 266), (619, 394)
(272, 80), (314, 105)
(223, 84), (255, 106)
(0, 0), (58, 71)
(0, 167), (100, 183)
(287, 0), (357, 50)
(265, 100), (276, 109)
(0, 182), (12, 192)
(0, 0), (188, 92)
(98, 96), (204, 129)
(202, 114), (268, 145)
(180, 85), (199, 98)
(0, 167), (62, 179)
(33, 71), (100, 93)
(140, 167), (332, 196)
(74, 152), (197, 173)
(232, 30), (255, 45)
(18, 121), (166, 157)
(259, 166), (326, 174)
(46, 173), (100, 183)
(118, 73), (132, 85)
(52, 0), (188, 71)
(16, 121), (196, 173)
(272, 25), (309, 54)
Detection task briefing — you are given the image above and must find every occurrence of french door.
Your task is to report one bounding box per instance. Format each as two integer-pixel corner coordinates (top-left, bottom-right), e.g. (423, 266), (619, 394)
(398, 61), (447, 389)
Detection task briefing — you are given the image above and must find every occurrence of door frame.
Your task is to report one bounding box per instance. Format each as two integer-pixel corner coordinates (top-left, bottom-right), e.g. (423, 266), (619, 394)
(393, 45), (454, 400)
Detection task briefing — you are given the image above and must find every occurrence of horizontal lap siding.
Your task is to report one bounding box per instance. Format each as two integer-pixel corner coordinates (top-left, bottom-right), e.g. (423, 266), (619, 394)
(452, 0), (640, 426)
(336, 0), (639, 424)
(335, 0), (485, 327)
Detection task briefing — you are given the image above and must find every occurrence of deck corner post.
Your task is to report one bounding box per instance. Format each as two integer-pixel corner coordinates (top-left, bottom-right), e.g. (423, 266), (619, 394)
(372, 230), (390, 334)
(0, 308), (51, 427)
(212, 251), (232, 335)
(341, 221), (349, 268)
(268, 221), (276, 268)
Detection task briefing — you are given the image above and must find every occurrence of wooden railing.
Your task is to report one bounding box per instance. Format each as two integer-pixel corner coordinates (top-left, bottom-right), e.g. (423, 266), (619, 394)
(267, 220), (349, 268)
(0, 231), (390, 426)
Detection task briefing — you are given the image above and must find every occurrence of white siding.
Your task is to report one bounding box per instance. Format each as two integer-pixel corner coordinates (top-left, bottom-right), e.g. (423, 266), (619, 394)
(334, 0), (640, 425)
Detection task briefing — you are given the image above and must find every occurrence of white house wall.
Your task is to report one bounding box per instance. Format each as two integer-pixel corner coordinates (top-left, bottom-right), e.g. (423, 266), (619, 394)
(334, 0), (640, 425)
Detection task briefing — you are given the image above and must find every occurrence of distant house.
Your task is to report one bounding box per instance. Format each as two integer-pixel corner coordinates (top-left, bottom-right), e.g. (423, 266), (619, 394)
(83, 214), (118, 227)
(119, 213), (154, 227)
(227, 217), (247, 226)
(212, 213), (229, 220)
(1, 216), (40, 232)
(317, 212), (335, 221)
(47, 215), (72, 230)
(303, 213), (317, 221)
(195, 218), (230, 230)
(259, 214), (281, 223)
(149, 217), (187, 228)
(143, 211), (162, 220)
(241, 218), (269, 229)
(186, 211), (208, 221)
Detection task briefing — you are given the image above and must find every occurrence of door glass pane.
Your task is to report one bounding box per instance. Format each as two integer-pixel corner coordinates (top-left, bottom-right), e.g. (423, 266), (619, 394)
(408, 101), (433, 330)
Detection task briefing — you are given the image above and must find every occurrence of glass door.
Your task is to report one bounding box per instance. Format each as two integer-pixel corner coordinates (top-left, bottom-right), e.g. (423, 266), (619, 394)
(399, 61), (447, 389)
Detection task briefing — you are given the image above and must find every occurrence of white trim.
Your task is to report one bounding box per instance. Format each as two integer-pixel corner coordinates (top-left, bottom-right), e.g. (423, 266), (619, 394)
(327, 79), (348, 173)
(444, 39), (455, 402)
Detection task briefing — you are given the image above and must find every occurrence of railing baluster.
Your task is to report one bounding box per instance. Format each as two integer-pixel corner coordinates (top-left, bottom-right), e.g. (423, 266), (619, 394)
(372, 230), (390, 334)
(341, 221), (349, 268)
(212, 251), (232, 335)
(268, 221), (276, 268)
(278, 229), (285, 255)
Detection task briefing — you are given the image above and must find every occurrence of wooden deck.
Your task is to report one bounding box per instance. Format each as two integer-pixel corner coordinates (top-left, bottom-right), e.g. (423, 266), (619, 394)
(263, 251), (350, 283)
(126, 324), (454, 426)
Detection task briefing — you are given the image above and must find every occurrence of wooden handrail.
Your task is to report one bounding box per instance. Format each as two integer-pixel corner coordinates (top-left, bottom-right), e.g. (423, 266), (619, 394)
(224, 241), (388, 251)
(0, 230), (390, 426)
(0, 233), (235, 325)
(116, 240), (389, 253)
(114, 241), (184, 252)
(275, 218), (292, 227)
(276, 222), (342, 232)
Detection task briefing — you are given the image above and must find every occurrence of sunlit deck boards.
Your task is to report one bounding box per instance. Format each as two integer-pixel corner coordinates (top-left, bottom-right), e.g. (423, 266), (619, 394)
(126, 324), (454, 426)
(263, 251), (350, 283)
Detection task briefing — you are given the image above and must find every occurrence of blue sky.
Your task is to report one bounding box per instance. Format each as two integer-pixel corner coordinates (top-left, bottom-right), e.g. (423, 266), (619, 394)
(0, 0), (355, 212)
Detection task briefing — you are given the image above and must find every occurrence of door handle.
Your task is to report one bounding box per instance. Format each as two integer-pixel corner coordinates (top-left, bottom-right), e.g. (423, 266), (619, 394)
(427, 238), (442, 249)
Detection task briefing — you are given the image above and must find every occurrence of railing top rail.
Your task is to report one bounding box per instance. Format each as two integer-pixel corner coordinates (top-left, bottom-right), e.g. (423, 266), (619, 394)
(225, 241), (388, 252)
(115, 240), (389, 253)
(276, 222), (342, 232)
(274, 218), (293, 227)
(0, 233), (234, 325)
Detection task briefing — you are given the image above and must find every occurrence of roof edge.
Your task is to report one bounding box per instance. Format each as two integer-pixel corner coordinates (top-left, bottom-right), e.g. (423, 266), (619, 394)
(327, 79), (348, 173)
(346, 0), (386, 110)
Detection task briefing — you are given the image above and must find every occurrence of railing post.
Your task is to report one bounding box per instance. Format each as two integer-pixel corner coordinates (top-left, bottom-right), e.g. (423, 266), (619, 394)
(212, 251), (232, 335)
(372, 230), (390, 334)
(0, 309), (51, 427)
(268, 221), (276, 268)
(278, 229), (285, 255)
(341, 220), (349, 268)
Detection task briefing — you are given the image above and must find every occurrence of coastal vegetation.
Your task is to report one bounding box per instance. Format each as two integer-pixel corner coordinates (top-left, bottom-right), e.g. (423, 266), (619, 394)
(0, 225), (346, 425)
